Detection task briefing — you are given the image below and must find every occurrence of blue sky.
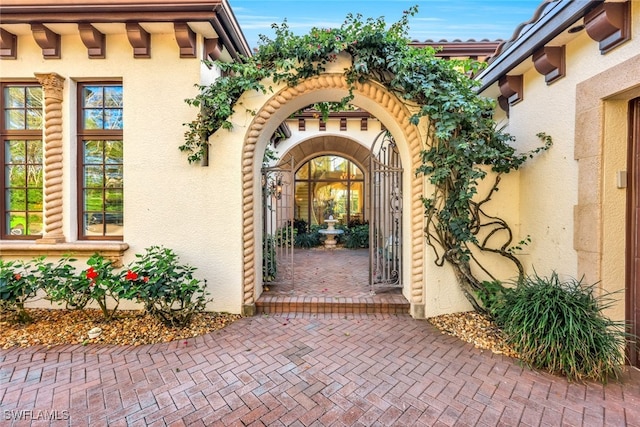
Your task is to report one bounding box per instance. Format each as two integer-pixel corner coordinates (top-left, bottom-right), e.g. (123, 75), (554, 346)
(230, 0), (544, 50)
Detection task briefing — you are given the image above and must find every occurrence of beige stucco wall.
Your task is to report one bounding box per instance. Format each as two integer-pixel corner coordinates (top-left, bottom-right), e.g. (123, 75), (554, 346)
(484, 2), (640, 322)
(1, 28), (246, 313)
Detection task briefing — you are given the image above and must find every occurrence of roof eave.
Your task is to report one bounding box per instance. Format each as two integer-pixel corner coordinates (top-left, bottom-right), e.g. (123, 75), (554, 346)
(475, 1), (598, 93)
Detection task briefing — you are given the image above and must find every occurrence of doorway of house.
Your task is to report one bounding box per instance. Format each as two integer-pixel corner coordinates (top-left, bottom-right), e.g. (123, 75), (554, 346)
(261, 132), (404, 300)
(627, 97), (640, 368)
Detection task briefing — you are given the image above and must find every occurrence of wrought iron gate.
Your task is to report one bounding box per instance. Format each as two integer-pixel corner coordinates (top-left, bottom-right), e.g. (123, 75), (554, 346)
(262, 159), (295, 287)
(370, 131), (403, 289)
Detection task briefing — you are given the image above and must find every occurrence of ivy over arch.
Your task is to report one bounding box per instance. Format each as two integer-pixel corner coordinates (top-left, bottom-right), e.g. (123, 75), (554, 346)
(181, 6), (551, 311)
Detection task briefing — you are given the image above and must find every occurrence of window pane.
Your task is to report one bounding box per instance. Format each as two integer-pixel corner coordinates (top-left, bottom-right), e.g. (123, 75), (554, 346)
(84, 140), (103, 163)
(6, 141), (24, 164)
(83, 86), (103, 107)
(6, 109), (25, 129)
(85, 189), (104, 211)
(26, 165), (43, 187)
(2, 87), (43, 238)
(5, 87), (25, 108)
(104, 109), (123, 129)
(81, 85), (123, 130)
(85, 166), (103, 187)
(8, 213), (25, 235)
(79, 85), (124, 239)
(27, 213), (43, 235)
(25, 87), (43, 108)
(84, 109), (103, 129)
(105, 189), (123, 211)
(26, 109), (43, 129)
(105, 140), (123, 163)
(350, 163), (364, 179)
(7, 188), (26, 211)
(104, 86), (123, 107)
(295, 182), (310, 224)
(295, 163), (309, 179)
(27, 188), (42, 210)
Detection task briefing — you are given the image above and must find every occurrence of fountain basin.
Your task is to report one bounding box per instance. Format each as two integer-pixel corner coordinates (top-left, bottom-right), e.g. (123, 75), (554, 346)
(318, 228), (344, 249)
(319, 215), (343, 249)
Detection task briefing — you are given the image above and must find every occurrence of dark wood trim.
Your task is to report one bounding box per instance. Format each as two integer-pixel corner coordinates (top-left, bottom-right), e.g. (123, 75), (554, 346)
(476, 1), (598, 93)
(0, 28), (17, 59)
(174, 22), (196, 58)
(340, 117), (347, 131)
(78, 23), (105, 59)
(532, 45), (565, 84)
(585, 0), (631, 54)
(626, 97), (640, 368)
(30, 23), (60, 59)
(125, 23), (150, 58)
(498, 74), (523, 106)
(410, 40), (500, 60)
(298, 118), (305, 132)
(76, 82), (124, 241)
(360, 117), (368, 131)
(204, 38), (222, 61)
(0, 82), (44, 240)
(319, 119), (326, 132)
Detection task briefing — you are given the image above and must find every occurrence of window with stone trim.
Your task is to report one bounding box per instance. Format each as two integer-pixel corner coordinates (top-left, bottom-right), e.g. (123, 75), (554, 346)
(0, 83), (44, 239)
(77, 83), (123, 240)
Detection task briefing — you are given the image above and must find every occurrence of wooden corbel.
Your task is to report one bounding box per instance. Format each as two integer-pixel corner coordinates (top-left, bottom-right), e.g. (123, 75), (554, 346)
(174, 22), (196, 58)
(78, 24), (105, 59)
(532, 45), (565, 84)
(498, 75), (523, 106)
(126, 23), (150, 58)
(204, 38), (222, 61)
(0, 28), (17, 59)
(31, 23), (60, 59)
(585, 1), (630, 54)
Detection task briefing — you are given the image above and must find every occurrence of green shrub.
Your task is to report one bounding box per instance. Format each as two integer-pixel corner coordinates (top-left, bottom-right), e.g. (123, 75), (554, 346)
(127, 246), (209, 327)
(295, 231), (321, 248)
(39, 256), (91, 310)
(84, 254), (125, 321)
(475, 280), (511, 316)
(0, 259), (39, 323)
(344, 224), (369, 249)
(492, 272), (628, 383)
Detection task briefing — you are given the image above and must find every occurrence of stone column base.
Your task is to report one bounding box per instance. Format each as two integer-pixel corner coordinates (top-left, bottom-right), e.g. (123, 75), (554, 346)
(410, 302), (426, 319)
(242, 303), (256, 317)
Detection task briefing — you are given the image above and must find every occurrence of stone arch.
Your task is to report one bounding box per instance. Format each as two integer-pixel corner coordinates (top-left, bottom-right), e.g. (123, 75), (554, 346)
(241, 74), (429, 317)
(277, 134), (371, 175)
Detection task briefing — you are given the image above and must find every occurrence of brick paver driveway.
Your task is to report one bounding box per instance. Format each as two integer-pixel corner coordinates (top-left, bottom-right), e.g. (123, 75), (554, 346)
(1, 313), (639, 426)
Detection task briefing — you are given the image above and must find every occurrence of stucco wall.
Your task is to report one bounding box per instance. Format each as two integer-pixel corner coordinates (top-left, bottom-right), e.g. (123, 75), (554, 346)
(2, 29), (245, 313)
(488, 3), (640, 322)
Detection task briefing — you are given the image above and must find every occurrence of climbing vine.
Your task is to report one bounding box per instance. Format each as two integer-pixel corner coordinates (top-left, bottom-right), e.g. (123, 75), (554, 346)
(181, 7), (552, 310)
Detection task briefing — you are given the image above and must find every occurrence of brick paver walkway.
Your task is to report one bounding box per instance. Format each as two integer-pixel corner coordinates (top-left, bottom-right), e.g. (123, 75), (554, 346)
(1, 313), (639, 426)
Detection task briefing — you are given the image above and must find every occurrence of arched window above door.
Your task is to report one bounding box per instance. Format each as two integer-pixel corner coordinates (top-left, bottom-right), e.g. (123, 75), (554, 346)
(294, 155), (364, 228)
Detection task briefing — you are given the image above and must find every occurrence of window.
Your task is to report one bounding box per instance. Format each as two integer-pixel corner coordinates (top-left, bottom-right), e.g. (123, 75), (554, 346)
(295, 155), (365, 227)
(0, 83), (44, 239)
(78, 83), (123, 240)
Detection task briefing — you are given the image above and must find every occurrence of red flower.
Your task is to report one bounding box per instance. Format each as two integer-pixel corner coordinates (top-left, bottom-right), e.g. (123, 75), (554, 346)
(14, 273), (21, 280)
(143, 276), (149, 283)
(86, 267), (98, 281)
(125, 270), (138, 281)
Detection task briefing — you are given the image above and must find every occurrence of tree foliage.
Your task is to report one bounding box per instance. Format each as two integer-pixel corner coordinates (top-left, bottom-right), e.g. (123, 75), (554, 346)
(181, 6), (552, 309)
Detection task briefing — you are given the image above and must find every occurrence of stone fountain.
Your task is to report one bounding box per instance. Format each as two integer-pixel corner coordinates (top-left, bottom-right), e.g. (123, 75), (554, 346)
(318, 215), (344, 249)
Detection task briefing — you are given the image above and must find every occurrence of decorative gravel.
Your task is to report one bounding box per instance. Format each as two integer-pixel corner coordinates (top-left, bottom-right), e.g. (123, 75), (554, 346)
(0, 309), (242, 349)
(428, 311), (519, 359)
(1, 308), (517, 359)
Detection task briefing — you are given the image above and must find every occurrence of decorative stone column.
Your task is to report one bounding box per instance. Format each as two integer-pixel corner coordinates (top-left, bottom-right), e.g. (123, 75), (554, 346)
(35, 72), (65, 244)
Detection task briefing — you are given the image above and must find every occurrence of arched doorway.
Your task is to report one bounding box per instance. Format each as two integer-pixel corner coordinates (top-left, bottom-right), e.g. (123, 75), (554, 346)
(294, 155), (365, 228)
(240, 74), (430, 318)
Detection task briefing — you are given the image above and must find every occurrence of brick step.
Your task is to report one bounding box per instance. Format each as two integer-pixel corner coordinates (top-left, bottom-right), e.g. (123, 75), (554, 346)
(256, 295), (410, 315)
